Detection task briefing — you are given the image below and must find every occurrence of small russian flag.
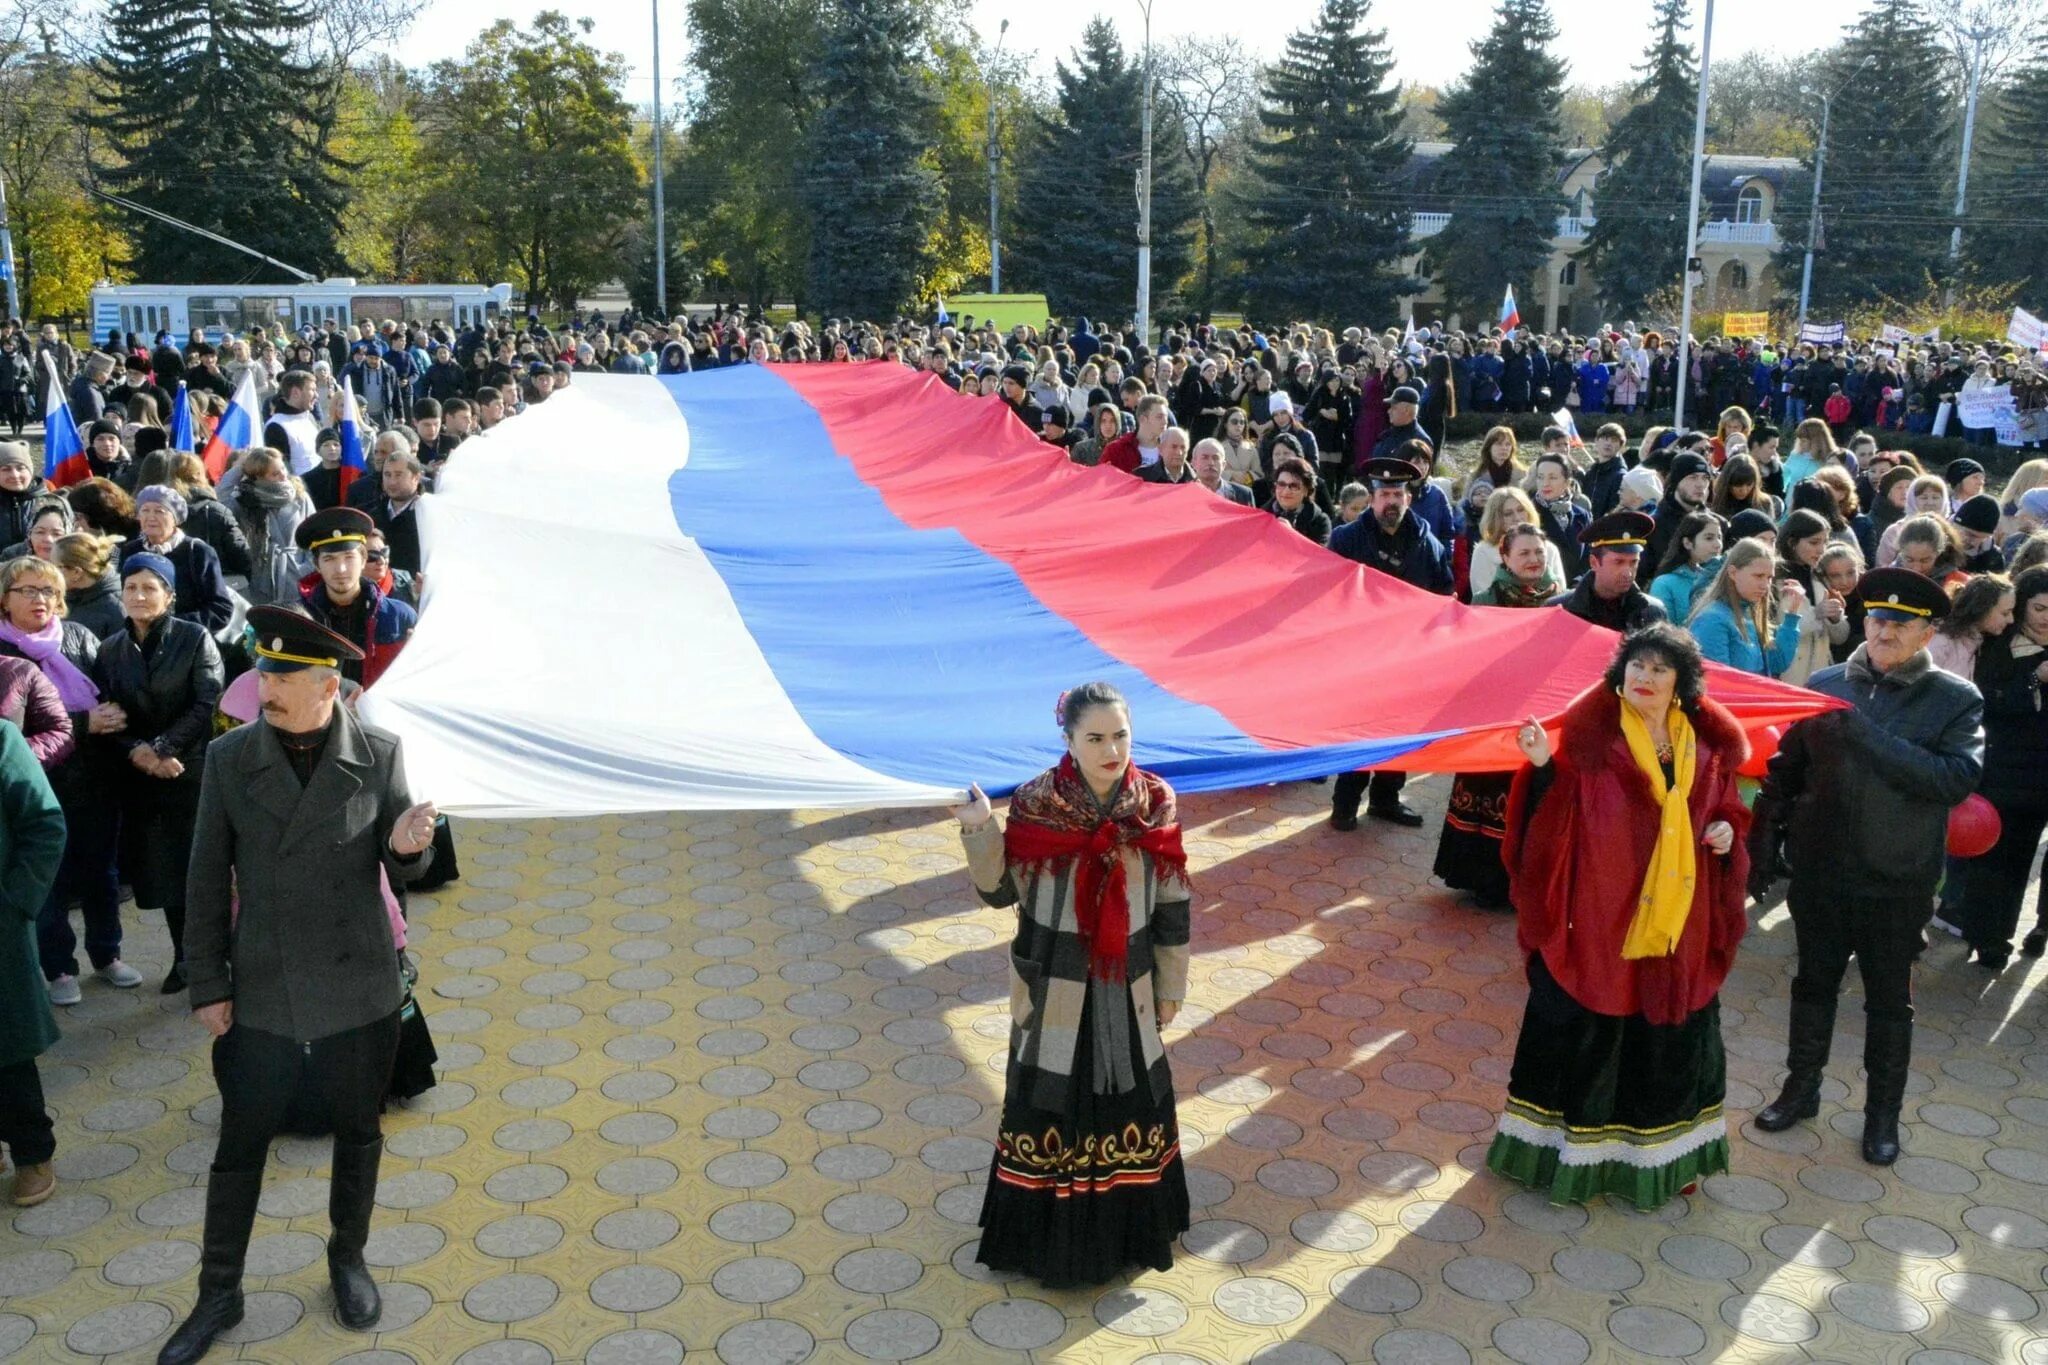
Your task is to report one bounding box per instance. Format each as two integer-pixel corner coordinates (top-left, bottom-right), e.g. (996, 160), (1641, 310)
(39, 354), (89, 488)
(201, 367), (262, 481)
(1499, 284), (1521, 332)
(935, 297), (949, 326)
(169, 381), (195, 454)
(337, 380), (368, 501)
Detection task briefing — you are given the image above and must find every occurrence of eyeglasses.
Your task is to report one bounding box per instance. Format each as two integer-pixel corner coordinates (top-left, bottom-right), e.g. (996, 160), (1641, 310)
(365, 551), (389, 563)
(6, 585), (55, 600)
(1273, 479), (1306, 490)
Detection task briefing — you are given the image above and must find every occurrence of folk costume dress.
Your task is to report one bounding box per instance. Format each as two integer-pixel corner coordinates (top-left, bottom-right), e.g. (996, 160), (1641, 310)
(960, 756), (1193, 1287)
(1434, 568), (1561, 906)
(1488, 687), (1752, 1208)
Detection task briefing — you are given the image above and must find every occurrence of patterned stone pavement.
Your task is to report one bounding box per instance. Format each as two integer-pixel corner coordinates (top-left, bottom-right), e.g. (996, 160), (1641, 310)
(3, 775), (2047, 1364)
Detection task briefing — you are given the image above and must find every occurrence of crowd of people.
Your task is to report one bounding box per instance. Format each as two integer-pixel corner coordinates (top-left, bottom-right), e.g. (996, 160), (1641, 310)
(0, 301), (2042, 1319)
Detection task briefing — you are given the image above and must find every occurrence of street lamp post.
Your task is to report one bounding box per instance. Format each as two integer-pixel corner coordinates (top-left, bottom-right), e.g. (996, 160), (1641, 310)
(1949, 20), (1992, 274)
(1797, 55), (1875, 333)
(1672, 0), (1714, 432)
(1133, 0), (1154, 351)
(987, 19), (1008, 293)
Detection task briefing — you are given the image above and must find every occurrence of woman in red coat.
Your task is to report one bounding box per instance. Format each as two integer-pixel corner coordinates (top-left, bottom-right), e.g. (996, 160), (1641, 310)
(1488, 623), (1752, 1209)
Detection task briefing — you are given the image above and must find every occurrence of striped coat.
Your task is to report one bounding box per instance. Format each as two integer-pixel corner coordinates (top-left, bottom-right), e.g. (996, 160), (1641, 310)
(963, 815), (1191, 1111)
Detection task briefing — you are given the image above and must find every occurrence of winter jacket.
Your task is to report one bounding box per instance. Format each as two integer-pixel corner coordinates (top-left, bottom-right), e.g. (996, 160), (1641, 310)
(0, 656), (72, 769)
(92, 613), (223, 787)
(0, 621), (102, 807)
(1504, 686), (1751, 1024)
(1691, 599), (1802, 678)
(63, 571), (125, 640)
(179, 487), (253, 579)
(1532, 496), (1592, 582)
(297, 577), (416, 688)
(1970, 632), (2048, 807)
(1552, 578), (1667, 633)
(1327, 508), (1453, 593)
(1649, 562), (1718, 625)
(230, 484), (314, 607)
(0, 478), (49, 549)
(0, 720), (64, 1068)
(1263, 498), (1332, 546)
(1752, 646), (1981, 901)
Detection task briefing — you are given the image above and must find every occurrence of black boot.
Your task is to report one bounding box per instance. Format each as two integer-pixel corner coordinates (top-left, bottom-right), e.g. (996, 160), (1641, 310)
(157, 1167), (262, 1365)
(1755, 997), (1835, 1132)
(327, 1138), (383, 1330)
(1860, 1017), (1913, 1165)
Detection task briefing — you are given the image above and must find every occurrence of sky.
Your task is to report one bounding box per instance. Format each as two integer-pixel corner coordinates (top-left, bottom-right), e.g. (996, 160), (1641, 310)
(399, 0), (1856, 101)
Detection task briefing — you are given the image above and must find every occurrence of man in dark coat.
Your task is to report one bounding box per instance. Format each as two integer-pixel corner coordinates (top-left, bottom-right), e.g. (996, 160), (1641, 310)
(160, 606), (437, 1362)
(1368, 386), (1432, 463)
(1554, 512), (1667, 631)
(1748, 569), (1984, 1167)
(999, 365), (1043, 434)
(1643, 451), (1713, 585)
(1327, 458), (1453, 830)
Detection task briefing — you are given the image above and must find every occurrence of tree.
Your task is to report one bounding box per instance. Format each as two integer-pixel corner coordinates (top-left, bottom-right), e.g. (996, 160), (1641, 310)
(1157, 35), (1259, 317)
(1775, 0), (1952, 312)
(330, 59), (435, 281)
(1006, 19), (1200, 324)
(800, 0), (940, 317)
(1704, 51), (1823, 156)
(416, 13), (642, 308)
(1580, 0), (1698, 318)
(93, 0), (348, 281)
(1971, 29), (2048, 293)
(1422, 0), (1569, 320)
(1236, 0), (1413, 326)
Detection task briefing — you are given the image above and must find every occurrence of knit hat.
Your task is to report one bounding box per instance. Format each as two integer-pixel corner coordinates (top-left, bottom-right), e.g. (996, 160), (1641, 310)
(1667, 451), (1712, 488)
(0, 441), (30, 470)
(121, 551), (175, 592)
(1727, 508), (1777, 543)
(1944, 457), (1985, 488)
(1954, 493), (2002, 535)
(1267, 391), (1293, 415)
(1878, 465), (1919, 502)
(1620, 465), (1663, 504)
(135, 484), (188, 523)
(87, 418), (122, 443)
(25, 494), (71, 532)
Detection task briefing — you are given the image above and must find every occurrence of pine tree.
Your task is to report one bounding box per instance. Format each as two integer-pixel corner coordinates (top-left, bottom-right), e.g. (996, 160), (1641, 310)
(1237, 0), (1413, 325)
(800, 0), (941, 318)
(93, 0), (347, 281)
(1007, 20), (1200, 324)
(1967, 33), (2048, 295)
(1422, 0), (1569, 320)
(1579, 0), (1698, 317)
(1775, 0), (1951, 312)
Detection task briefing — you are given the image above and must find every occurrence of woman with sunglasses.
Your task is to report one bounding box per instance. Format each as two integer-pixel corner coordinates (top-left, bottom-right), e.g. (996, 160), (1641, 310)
(1261, 456), (1331, 545)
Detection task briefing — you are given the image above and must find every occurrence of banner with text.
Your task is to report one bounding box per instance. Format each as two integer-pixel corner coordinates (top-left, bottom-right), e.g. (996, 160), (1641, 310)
(2010, 307), (2048, 353)
(1723, 312), (1770, 337)
(1956, 383), (2015, 432)
(1799, 321), (1847, 346)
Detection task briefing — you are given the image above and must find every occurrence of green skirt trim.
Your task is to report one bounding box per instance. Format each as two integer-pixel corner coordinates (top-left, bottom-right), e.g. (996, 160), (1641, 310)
(1485, 1126), (1730, 1211)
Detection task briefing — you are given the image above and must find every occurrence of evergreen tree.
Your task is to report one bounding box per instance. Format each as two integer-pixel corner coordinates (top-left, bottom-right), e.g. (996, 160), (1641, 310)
(93, 0), (347, 281)
(1774, 0), (1951, 312)
(1237, 0), (1413, 325)
(1967, 33), (2048, 295)
(1580, 0), (1698, 317)
(1422, 0), (1569, 320)
(1007, 20), (1200, 323)
(800, 0), (941, 318)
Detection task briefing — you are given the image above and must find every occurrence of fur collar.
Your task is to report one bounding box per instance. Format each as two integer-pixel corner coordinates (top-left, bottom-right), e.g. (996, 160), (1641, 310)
(1559, 683), (1750, 771)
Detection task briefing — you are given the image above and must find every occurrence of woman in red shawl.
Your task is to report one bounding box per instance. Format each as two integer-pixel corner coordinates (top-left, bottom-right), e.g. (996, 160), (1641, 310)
(954, 680), (1193, 1286)
(1489, 624), (1752, 1209)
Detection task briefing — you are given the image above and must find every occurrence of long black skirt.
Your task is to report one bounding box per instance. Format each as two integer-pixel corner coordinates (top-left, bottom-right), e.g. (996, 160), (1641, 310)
(1433, 771), (1512, 906)
(1486, 954), (1729, 1210)
(977, 987), (1190, 1288)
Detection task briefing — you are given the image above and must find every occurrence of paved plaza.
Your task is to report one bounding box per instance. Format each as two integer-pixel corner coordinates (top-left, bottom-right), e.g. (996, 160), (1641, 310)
(3, 776), (2047, 1364)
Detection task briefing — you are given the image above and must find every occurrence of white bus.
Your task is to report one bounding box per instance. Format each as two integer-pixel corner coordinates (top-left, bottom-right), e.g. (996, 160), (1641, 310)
(88, 279), (515, 344)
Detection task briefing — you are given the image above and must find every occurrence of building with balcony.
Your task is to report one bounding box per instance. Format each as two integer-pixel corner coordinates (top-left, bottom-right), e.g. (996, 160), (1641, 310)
(1398, 144), (1799, 334)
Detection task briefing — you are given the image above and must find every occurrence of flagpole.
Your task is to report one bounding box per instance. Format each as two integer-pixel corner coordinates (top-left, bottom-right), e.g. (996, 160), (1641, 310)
(1672, 0), (1714, 432)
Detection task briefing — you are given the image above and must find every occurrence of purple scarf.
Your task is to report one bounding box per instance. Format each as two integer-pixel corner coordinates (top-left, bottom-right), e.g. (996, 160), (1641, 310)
(0, 619), (97, 711)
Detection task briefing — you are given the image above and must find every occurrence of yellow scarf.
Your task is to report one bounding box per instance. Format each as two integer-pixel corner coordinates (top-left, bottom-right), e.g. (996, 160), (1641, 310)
(1618, 700), (1697, 959)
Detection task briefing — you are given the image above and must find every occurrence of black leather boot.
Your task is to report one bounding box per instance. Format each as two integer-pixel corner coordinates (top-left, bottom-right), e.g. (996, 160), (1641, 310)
(1756, 996), (1835, 1132)
(1861, 1017), (1914, 1166)
(157, 1167), (262, 1365)
(327, 1138), (384, 1330)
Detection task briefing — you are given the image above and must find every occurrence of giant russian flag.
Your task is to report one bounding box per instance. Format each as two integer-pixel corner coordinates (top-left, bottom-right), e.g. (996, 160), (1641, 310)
(360, 364), (1834, 817)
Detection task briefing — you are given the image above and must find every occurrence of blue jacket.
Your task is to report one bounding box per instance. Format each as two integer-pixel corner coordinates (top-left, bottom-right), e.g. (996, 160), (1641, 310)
(1328, 509), (1453, 594)
(1649, 561), (1719, 624)
(1533, 497), (1592, 581)
(1410, 480), (1463, 548)
(1691, 598), (1802, 677)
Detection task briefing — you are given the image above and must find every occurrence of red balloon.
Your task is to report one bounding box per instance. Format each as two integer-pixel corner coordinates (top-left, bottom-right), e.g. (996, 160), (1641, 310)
(1737, 724), (1783, 779)
(1948, 794), (2002, 859)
